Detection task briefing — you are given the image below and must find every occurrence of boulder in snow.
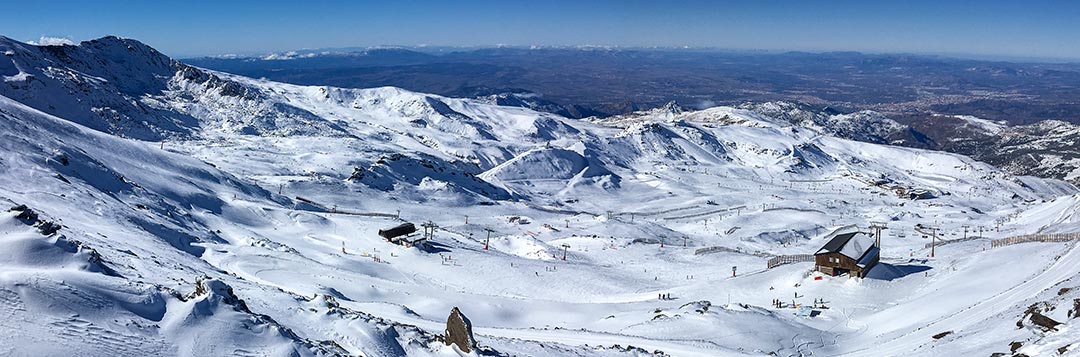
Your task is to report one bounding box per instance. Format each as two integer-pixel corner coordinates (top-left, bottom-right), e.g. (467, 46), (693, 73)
(444, 307), (476, 353)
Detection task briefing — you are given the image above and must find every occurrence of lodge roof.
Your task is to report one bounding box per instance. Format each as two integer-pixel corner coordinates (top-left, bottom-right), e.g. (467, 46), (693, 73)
(379, 222), (417, 239)
(815, 231), (877, 263)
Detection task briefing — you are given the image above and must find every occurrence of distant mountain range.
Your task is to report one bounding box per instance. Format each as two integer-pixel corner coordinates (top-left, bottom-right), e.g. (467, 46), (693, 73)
(591, 100), (1080, 185)
(180, 47), (1080, 185)
(184, 46), (1080, 125)
(6, 36), (1079, 185)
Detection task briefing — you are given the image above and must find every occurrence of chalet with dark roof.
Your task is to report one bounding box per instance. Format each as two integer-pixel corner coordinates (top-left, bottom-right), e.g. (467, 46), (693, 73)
(814, 231), (879, 278)
(379, 222), (422, 246)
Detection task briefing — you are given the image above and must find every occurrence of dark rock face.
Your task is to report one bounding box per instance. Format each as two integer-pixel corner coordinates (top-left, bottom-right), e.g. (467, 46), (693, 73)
(1019, 302), (1063, 331)
(444, 307), (476, 353)
(1029, 312), (1062, 331)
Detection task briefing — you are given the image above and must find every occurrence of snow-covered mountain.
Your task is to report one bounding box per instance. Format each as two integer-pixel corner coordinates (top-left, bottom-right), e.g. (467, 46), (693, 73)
(911, 115), (1080, 185)
(599, 100), (1080, 187)
(593, 100), (933, 149)
(3, 36), (1080, 356)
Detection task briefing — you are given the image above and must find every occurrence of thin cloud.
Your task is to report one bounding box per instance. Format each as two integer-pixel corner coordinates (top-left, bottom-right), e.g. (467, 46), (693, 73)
(27, 36), (75, 46)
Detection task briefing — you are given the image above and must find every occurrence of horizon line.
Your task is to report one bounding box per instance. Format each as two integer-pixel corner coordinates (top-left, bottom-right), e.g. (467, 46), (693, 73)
(9, 34), (1080, 64)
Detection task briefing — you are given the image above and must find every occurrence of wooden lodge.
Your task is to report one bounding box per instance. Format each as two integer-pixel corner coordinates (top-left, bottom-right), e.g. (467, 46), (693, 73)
(814, 231), (879, 278)
(379, 222), (424, 247)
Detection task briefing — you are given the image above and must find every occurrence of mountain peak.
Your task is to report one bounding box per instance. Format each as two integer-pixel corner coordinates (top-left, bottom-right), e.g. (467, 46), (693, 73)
(80, 35), (135, 47)
(78, 35), (171, 61)
(0, 33), (199, 140)
(660, 100), (684, 114)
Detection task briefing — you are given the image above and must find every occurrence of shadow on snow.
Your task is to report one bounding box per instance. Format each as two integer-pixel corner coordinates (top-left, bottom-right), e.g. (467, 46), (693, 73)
(865, 262), (932, 281)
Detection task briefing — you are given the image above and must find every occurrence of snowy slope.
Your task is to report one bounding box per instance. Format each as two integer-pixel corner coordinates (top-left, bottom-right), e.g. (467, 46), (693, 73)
(0, 96), (344, 356)
(2, 36), (1080, 356)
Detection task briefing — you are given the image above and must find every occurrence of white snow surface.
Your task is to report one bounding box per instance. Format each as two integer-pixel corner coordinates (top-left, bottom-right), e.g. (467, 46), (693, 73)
(944, 114), (1008, 134)
(2, 36), (1080, 356)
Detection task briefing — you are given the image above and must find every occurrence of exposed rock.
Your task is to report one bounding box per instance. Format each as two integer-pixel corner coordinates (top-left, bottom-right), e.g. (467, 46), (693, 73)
(1020, 303), (1062, 331)
(37, 221), (62, 235)
(679, 300), (712, 314)
(10, 204), (38, 223)
(1029, 312), (1061, 331)
(9, 204), (62, 235)
(1010, 341), (1023, 353)
(444, 306), (476, 353)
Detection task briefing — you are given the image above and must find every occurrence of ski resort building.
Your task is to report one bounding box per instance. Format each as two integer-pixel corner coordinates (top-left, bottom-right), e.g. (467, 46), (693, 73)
(379, 222), (422, 246)
(814, 231), (879, 278)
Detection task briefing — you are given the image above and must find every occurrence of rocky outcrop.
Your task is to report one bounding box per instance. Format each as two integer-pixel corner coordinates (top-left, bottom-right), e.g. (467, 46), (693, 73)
(444, 307), (476, 353)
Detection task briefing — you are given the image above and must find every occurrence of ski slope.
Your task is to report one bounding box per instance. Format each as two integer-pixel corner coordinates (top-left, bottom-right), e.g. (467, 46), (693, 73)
(2, 36), (1080, 356)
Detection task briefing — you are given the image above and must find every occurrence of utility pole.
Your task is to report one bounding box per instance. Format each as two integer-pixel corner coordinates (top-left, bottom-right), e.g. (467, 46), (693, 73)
(561, 244), (570, 261)
(915, 224), (939, 257)
(483, 227), (494, 250)
(869, 222), (887, 248)
(683, 236), (688, 247)
(930, 227), (939, 258)
(422, 221), (438, 241)
(464, 215), (469, 225)
(962, 225), (970, 240)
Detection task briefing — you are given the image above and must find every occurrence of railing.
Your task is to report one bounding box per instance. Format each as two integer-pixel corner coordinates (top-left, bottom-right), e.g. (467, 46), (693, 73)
(622, 205), (699, 217)
(694, 246), (770, 257)
(767, 254), (815, 269)
(924, 236), (986, 249)
(991, 232), (1080, 248)
(761, 207), (826, 214)
(663, 205), (746, 220)
(294, 196), (399, 218)
(524, 204), (598, 217)
(695, 246), (740, 256)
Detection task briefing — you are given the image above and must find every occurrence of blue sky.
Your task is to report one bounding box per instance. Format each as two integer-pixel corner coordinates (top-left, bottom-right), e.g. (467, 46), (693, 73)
(2, 0), (1078, 60)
